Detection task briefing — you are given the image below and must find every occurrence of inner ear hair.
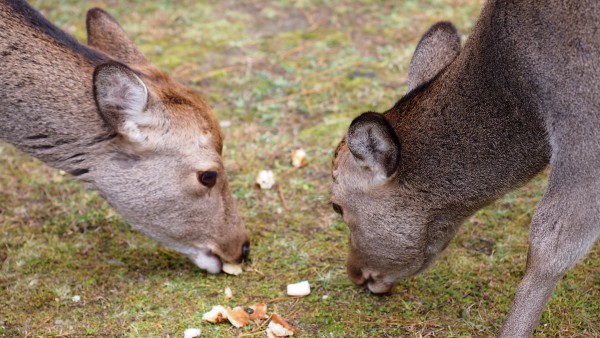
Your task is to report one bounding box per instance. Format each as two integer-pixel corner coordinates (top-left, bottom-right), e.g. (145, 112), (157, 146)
(347, 112), (401, 179)
(93, 62), (149, 135)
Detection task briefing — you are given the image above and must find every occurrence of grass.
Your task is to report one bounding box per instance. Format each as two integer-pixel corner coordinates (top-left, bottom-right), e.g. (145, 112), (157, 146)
(1, 0), (598, 337)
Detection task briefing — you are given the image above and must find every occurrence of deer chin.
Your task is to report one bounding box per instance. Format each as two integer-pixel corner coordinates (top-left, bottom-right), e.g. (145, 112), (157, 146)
(367, 280), (393, 294)
(166, 243), (223, 274)
(188, 249), (222, 274)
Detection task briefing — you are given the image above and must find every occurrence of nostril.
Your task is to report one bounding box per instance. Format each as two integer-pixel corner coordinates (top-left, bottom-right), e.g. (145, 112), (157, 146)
(241, 241), (250, 261)
(346, 265), (367, 285)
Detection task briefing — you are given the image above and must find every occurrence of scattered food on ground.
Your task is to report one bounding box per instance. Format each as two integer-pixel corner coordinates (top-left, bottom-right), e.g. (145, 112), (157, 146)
(202, 302), (297, 336)
(266, 313), (297, 337)
(224, 287), (233, 299)
(256, 170), (275, 189)
(226, 306), (250, 328)
(246, 302), (268, 321)
(222, 263), (243, 276)
(201, 305), (228, 323)
(183, 328), (201, 338)
(286, 281), (310, 297)
(291, 149), (307, 168)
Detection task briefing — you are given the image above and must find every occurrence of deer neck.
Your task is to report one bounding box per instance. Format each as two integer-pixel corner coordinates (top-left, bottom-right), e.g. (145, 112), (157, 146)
(0, 1), (114, 181)
(385, 16), (551, 217)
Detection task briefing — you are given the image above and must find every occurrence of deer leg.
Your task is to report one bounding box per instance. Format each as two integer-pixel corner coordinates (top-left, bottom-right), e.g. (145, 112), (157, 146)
(499, 172), (600, 338)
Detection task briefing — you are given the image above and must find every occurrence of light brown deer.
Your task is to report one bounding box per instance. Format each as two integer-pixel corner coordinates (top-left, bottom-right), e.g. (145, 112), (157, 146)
(0, 0), (249, 273)
(331, 1), (599, 336)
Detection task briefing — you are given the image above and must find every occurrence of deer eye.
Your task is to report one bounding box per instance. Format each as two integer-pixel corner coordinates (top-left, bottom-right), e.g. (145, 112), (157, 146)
(198, 171), (218, 188)
(331, 202), (344, 216)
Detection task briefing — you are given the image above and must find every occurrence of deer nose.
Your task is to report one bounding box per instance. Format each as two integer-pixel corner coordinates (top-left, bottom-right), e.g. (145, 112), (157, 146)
(346, 263), (367, 286)
(241, 240), (250, 261)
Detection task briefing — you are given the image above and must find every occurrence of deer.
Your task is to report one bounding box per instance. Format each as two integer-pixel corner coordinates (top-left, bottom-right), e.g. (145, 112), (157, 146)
(331, 0), (599, 336)
(0, 0), (250, 274)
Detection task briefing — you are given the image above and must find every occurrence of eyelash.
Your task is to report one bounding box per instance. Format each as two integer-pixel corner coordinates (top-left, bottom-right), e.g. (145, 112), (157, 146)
(330, 202), (343, 216)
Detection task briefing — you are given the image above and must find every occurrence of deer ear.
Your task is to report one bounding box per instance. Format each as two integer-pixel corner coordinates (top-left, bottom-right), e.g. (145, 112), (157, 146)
(346, 112), (401, 183)
(86, 8), (148, 65)
(407, 21), (461, 91)
(93, 62), (150, 142)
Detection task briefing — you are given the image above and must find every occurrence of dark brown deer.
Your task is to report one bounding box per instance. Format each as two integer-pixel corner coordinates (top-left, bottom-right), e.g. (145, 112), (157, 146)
(331, 1), (599, 336)
(0, 0), (249, 273)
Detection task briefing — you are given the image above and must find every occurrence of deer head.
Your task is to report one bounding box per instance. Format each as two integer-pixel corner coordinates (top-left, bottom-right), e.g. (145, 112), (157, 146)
(86, 8), (249, 272)
(331, 23), (462, 292)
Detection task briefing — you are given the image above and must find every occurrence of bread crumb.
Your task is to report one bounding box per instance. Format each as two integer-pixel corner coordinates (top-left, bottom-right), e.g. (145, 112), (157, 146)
(286, 280), (310, 296)
(222, 263), (243, 276)
(224, 287), (233, 298)
(256, 170), (275, 189)
(183, 328), (201, 338)
(202, 305), (228, 323)
(226, 307), (250, 328)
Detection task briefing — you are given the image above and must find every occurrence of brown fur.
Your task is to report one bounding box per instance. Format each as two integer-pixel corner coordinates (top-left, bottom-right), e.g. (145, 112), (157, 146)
(0, 1), (248, 272)
(332, 1), (599, 336)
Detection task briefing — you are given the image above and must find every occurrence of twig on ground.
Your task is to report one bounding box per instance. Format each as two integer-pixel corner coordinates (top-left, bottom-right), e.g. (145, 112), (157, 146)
(247, 267), (265, 277)
(301, 9), (315, 27)
(192, 65), (244, 82)
(237, 313), (273, 338)
(263, 296), (302, 303)
(279, 42), (310, 60)
(301, 7), (328, 32)
(237, 332), (264, 338)
(308, 17), (327, 32)
(284, 298), (302, 319)
(514, 208), (534, 223)
(280, 162), (309, 177)
(24, 315), (53, 338)
(277, 186), (289, 211)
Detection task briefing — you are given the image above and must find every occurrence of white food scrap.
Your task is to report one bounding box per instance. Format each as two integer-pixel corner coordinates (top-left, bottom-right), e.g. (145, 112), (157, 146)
(202, 304), (299, 336)
(266, 328), (279, 338)
(256, 170), (275, 190)
(291, 149), (307, 168)
(286, 280), (311, 297)
(267, 313), (297, 336)
(222, 263), (243, 276)
(202, 305), (228, 323)
(183, 328), (201, 338)
(224, 286), (233, 298)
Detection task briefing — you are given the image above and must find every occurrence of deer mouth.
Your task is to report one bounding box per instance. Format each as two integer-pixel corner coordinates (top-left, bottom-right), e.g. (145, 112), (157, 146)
(367, 279), (393, 294)
(187, 248), (223, 274)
